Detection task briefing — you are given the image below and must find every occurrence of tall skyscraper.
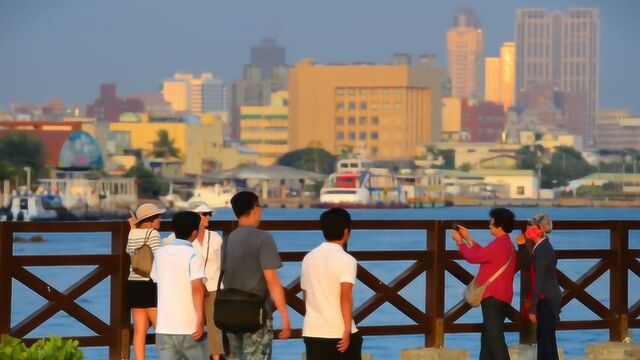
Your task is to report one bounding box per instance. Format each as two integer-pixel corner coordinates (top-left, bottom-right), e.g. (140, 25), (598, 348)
(484, 42), (516, 111)
(515, 8), (599, 145)
(250, 38), (286, 80)
(231, 38), (288, 139)
(447, 6), (484, 100)
(484, 58), (501, 103)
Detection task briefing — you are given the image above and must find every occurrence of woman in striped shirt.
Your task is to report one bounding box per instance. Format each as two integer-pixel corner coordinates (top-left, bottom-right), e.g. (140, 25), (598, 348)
(127, 203), (165, 360)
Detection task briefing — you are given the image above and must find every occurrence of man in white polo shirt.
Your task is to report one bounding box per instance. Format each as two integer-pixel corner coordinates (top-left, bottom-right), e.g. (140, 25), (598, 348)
(150, 211), (208, 360)
(301, 207), (362, 360)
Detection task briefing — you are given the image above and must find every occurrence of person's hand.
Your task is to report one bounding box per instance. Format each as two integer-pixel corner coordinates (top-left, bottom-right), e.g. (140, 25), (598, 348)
(529, 313), (537, 323)
(457, 225), (470, 242)
(192, 321), (204, 341)
(337, 330), (350, 353)
(516, 233), (526, 245)
(128, 216), (137, 230)
(451, 229), (463, 245)
(278, 318), (291, 340)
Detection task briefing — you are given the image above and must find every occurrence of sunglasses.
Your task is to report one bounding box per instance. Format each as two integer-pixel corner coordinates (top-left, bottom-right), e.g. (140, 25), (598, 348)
(201, 212), (213, 217)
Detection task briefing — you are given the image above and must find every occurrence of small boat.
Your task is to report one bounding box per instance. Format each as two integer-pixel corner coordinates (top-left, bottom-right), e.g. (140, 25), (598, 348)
(319, 159), (407, 208)
(2, 187), (60, 221)
(161, 182), (236, 210)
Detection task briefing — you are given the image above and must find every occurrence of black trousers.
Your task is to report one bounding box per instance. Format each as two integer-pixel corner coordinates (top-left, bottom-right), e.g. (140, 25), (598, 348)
(480, 297), (510, 360)
(536, 299), (559, 360)
(303, 332), (362, 360)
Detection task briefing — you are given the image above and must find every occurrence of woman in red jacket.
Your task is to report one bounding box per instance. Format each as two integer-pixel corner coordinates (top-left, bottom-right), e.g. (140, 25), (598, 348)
(452, 208), (517, 360)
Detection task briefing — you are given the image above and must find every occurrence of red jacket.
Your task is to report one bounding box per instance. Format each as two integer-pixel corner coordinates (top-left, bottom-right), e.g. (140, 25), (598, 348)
(459, 234), (516, 305)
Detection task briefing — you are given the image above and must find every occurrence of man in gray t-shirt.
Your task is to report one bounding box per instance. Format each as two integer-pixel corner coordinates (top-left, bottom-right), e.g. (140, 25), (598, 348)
(223, 226), (282, 316)
(223, 191), (290, 360)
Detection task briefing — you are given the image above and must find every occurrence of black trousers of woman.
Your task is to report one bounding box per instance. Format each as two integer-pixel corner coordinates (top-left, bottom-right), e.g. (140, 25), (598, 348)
(536, 299), (559, 360)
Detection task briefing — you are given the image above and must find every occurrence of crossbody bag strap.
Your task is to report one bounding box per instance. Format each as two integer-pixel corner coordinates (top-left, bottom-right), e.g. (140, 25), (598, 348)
(204, 231), (211, 268)
(216, 234), (227, 291)
(486, 251), (513, 285)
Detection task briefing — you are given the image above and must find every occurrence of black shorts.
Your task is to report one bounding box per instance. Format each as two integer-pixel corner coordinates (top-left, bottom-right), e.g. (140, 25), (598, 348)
(126, 279), (157, 309)
(303, 332), (363, 360)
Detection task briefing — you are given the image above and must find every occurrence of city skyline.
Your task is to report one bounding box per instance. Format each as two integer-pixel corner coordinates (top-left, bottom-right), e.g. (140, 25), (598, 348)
(0, 0), (638, 113)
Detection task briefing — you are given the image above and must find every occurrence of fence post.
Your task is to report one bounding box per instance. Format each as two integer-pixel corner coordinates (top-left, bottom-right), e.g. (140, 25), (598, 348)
(109, 221), (130, 360)
(426, 220), (445, 347)
(0, 222), (12, 341)
(609, 221), (629, 341)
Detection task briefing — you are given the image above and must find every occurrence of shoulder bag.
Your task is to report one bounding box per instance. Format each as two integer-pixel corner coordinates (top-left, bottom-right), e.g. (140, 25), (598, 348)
(464, 252), (513, 307)
(213, 235), (266, 334)
(131, 229), (154, 278)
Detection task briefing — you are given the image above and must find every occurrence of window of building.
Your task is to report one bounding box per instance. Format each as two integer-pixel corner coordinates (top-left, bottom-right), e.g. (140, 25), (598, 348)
(359, 132), (366, 140)
(371, 103), (379, 110)
(371, 88), (379, 95)
(337, 132), (344, 140)
(359, 117), (367, 125)
(336, 103), (344, 111)
(348, 117), (356, 125)
(383, 103), (390, 110)
(336, 117), (344, 125)
(383, 88), (390, 96)
(349, 132), (355, 140)
(348, 102), (356, 110)
(348, 88), (355, 96)
(371, 147), (378, 156)
(517, 186), (525, 196)
(360, 102), (367, 111)
(359, 88), (368, 96)
(395, 103), (402, 110)
(336, 88), (344, 96)
(394, 88), (402, 96)
(371, 116), (379, 125)
(371, 131), (379, 140)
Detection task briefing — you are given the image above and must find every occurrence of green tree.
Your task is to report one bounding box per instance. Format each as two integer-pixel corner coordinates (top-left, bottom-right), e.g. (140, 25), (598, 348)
(125, 164), (165, 199)
(0, 132), (47, 183)
(515, 144), (545, 170)
(277, 147), (336, 175)
(148, 130), (180, 159)
(458, 162), (472, 172)
(542, 146), (596, 188)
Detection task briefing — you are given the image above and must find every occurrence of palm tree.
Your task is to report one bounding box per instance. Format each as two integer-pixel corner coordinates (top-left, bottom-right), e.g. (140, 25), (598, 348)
(148, 130), (180, 159)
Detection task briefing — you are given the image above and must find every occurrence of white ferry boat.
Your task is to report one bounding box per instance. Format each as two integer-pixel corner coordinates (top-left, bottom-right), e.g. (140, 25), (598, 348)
(319, 159), (406, 207)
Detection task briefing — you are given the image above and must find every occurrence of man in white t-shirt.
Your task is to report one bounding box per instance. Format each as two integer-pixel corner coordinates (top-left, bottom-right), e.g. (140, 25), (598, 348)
(150, 211), (208, 360)
(301, 207), (362, 360)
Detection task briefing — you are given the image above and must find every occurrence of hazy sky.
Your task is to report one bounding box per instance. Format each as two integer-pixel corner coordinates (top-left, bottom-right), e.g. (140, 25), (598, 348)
(1, 0), (638, 113)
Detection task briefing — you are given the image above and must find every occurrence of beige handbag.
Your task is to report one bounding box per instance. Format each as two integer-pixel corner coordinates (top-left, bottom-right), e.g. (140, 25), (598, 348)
(131, 229), (154, 278)
(463, 253), (513, 307)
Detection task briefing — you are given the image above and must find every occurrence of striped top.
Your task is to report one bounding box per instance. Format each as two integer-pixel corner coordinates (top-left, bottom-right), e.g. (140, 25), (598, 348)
(127, 228), (161, 281)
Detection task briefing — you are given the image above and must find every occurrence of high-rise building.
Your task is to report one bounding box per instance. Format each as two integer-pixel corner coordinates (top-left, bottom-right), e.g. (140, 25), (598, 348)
(240, 91), (289, 166)
(484, 42), (516, 112)
(484, 58), (501, 103)
(515, 8), (599, 145)
(232, 38), (288, 140)
(288, 58), (443, 160)
(162, 73), (227, 114)
(500, 42), (516, 111)
(251, 38), (286, 80)
(447, 6), (484, 100)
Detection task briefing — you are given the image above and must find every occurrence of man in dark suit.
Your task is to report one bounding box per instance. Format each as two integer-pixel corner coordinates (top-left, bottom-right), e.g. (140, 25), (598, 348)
(517, 214), (561, 360)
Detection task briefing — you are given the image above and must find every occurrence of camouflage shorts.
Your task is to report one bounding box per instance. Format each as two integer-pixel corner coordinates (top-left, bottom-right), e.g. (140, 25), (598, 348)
(226, 319), (274, 360)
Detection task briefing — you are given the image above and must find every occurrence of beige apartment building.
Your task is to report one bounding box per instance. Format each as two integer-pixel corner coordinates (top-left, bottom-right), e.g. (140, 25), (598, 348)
(288, 58), (440, 160)
(596, 110), (640, 151)
(240, 91), (289, 165)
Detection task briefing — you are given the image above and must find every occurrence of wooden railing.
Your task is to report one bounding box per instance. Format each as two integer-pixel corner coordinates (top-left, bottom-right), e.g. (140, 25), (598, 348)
(1, 220), (639, 359)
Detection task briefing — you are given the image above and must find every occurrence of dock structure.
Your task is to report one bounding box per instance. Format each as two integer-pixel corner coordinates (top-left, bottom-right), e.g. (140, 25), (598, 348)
(1, 219), (639, 359)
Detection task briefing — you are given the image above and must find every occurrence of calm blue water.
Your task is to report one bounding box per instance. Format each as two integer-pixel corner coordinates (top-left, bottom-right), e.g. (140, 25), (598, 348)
(9, 207), (640, 359)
